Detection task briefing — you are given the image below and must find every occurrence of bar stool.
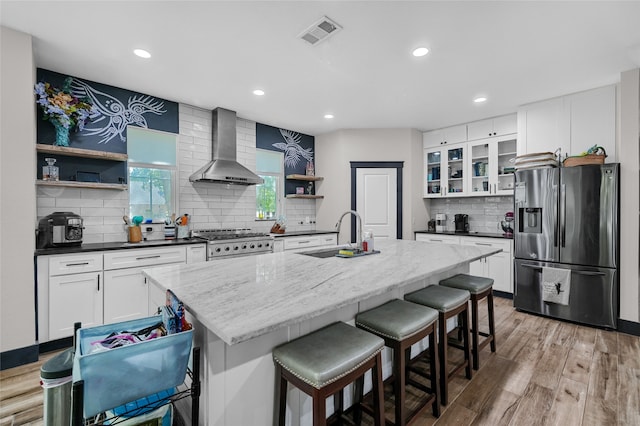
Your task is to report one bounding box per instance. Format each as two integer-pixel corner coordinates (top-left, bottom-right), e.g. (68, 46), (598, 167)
(356, 299), (441, 425)
(440, 273), (496, 370)
(405, 285), (472, 405)
(273, 322), (385, 426)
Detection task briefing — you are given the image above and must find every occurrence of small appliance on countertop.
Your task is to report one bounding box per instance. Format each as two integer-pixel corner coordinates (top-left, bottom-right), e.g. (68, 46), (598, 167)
(500, 211), (514, 237)
(435, 213), (447, 232)
(454, 214), (469, 233)
(36, 212), (84, 249)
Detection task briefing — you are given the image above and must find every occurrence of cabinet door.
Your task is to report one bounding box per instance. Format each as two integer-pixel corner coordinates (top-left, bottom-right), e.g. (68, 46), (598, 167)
(423, 130), (444, 148)
(49, 253), (103, 276)
(467, 119), (494, 141)
(424, 148), (444, 197)
(272, 239), (284, 253)
(50, 271), (103, 339)
(104, 246), (186, 270)
(517, 97), (570, 157)
(186, 243), (207, 264)
(444, 144), (467, 195)
(568, 85), (616, 161)
(492, 114), (517, 137)
(103, 267), (149, 325)
(468, 140), (491, 195)
(415, 234), (460, 245)
(443, 125), (468, 144)
(148, 282), (166, 316)
(495, 136), (517, 194)
(486, 251), (512, 293)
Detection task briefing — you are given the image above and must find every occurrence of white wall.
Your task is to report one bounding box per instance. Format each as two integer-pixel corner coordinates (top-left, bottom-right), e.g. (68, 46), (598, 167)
(619, 68), (640, 323)
(1, 27), (37, 352)
(314, 128), (426, 242)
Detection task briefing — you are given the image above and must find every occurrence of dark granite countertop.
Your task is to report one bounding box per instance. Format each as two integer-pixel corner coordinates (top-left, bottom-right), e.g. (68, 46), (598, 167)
(270, 230), (338, 238)
(35, 237), (208, 256)
(414, 230), (513, 240)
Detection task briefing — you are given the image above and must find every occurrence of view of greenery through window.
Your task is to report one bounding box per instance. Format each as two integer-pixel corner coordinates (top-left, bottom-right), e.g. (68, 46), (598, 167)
(256, 175), (278, 219)
(129, 167), (173, 221)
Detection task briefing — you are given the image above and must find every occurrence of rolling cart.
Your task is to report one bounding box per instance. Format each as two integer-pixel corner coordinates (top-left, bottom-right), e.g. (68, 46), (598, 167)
(69, 318), (200, 426)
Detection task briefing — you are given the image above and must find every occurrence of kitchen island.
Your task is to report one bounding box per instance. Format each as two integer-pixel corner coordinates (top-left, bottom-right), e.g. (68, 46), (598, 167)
(143, 239), (500, 426)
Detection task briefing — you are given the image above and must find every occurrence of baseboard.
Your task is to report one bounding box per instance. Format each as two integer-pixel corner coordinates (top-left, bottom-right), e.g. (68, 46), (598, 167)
(39, 337), (73, 354)
(617, 319), (640, 336)
(1, 344), (39, 370)
(493, 290), (513, 300)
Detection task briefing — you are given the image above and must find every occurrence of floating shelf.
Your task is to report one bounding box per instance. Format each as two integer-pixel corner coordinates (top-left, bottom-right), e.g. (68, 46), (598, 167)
(286, 174), (324, 182)
(286, 194), (324, 199)
(36, 180), (128, 190)
(36, 144), (128, 161)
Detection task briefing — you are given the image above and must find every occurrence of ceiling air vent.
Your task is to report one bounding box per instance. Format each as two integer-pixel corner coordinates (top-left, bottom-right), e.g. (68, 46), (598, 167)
(299, 16), (342, 46)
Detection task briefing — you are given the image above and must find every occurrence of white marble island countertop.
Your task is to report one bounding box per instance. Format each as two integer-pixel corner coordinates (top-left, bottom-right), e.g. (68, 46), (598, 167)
(142, 239), (500, 346)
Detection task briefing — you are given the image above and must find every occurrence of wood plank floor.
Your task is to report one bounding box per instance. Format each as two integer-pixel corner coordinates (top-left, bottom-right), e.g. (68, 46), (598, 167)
(1, 296), (639, 425)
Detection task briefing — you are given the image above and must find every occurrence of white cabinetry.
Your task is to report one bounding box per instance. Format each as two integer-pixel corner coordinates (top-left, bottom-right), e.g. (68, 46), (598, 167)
(415, 234), (514, 294)
(467, 114), (517, 141)
(47, 253), (103, 340)
(280, 234), (338, 251)
(415, 234), (460, 245)
(517, 85), (616, 161)
(468, 135), (517, 196)
(423, 124), (467, 148)
(459, 237), (513, 293)
(186, 243), (207, 264)
(424, 143), (467, 197)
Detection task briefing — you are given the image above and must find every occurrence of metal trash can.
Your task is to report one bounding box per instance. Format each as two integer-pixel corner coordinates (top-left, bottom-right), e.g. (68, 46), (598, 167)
(40, 348), (74, 426)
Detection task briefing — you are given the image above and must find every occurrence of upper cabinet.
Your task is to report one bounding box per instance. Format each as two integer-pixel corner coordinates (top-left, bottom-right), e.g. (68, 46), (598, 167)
(424, 143), (468, 198)
(517, 85), (616, 161)
(467, 114), (517, 141)
(423, 124), (467, 148)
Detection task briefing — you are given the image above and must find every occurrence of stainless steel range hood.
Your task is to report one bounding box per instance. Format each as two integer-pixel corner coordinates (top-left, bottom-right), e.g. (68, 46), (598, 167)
(189, 108), (263, 185)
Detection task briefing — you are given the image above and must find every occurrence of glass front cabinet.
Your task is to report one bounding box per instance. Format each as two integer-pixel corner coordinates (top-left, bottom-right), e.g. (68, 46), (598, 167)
(424, 143), (468, 198)
(468, 135), (516, 196)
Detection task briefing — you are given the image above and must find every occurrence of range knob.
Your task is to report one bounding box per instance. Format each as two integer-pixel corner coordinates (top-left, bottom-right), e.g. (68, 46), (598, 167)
(242, 244), (247, 249)
(250, 244), (255, 249)
(265, 242), (270, 247)
(233, 245), (239, 251)
(215, 247), (221, 253)
(224, 247), (230, 252)
(257, 243), (263, 248)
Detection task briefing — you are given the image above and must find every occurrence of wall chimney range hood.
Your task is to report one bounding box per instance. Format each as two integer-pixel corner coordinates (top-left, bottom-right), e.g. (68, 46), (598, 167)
(189, 108), (264, 185)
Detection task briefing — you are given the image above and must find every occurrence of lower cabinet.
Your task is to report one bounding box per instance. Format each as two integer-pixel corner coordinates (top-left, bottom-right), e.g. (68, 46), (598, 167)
(49, 271), (103, 340)
(273, 234), (338, 252)
(415, 234), (514, 294)
(38, 243), (205, 342)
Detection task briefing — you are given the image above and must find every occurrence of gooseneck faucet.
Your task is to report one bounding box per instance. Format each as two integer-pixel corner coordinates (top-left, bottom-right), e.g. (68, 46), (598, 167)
(335, 210), (363, 250)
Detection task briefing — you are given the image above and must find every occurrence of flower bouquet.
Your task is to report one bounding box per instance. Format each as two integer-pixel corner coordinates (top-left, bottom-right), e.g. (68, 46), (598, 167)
(34, 77), (96, 146)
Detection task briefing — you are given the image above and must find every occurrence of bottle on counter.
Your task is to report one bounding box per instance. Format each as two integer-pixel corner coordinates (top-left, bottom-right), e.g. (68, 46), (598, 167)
(363, 230), (374, 252)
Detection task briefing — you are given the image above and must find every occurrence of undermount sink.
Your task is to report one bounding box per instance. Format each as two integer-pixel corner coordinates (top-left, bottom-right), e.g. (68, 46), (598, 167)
(297, 247), (344, 258)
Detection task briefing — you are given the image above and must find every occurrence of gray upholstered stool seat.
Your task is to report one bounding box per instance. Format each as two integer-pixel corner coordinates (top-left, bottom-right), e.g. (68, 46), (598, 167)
(356, 299), (441, 425)
(439, 273), (493, 294)
(273, 322), (385, 426)
(405, 285), (472, 406)
(440, 273), (497, 370)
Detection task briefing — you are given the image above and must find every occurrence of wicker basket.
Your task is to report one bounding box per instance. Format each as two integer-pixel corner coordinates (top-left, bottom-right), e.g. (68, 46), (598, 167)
(563, 154), (606, 167)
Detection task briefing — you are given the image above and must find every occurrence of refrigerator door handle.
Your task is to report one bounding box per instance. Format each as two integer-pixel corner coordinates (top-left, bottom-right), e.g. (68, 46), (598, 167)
(521, 264), (543, 270)
(572, 270), (607, 277)
(560, 183), (567, 247)
(552, 184), (558, 248)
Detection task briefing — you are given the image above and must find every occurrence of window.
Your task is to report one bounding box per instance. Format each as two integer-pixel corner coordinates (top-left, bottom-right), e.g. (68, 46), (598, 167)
(127, 126), (177, 222)
(256, 149), (283, 220)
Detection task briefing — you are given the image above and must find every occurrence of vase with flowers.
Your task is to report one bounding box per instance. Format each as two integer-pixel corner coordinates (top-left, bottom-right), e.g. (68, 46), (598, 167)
(34, 77), (96, 146)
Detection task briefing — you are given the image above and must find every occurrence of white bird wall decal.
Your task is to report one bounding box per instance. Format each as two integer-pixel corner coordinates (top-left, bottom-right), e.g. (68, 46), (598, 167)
(70, 78), (167, 144)
(273, 129), (314, 167)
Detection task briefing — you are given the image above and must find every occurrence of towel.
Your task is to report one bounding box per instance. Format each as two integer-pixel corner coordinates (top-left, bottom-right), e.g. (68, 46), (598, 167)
(541, 267), (571, 305)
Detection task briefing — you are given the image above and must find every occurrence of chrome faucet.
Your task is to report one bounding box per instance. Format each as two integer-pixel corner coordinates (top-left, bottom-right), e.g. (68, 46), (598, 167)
(335, 210), (363, 250)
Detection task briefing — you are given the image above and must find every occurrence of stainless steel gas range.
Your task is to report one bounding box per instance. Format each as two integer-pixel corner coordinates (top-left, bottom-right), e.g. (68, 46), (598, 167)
(191, 228), (273, 260)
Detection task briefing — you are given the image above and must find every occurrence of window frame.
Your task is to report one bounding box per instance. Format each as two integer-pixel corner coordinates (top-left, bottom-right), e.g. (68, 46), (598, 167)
(128, 162), (178, 222)
(255, 149), (284, 221)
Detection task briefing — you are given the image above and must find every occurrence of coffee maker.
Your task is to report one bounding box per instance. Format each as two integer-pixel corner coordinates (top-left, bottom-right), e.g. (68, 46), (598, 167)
(454, 214), (469, 233)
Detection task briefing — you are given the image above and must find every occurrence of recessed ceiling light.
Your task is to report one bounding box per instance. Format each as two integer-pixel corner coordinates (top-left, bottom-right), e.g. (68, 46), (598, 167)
(412, 47), (429, 57)
(133, 49), (151, 59)
(324, 114), (334, 119)
(253, 89), (265, 96)
(474, 97), (487, 103)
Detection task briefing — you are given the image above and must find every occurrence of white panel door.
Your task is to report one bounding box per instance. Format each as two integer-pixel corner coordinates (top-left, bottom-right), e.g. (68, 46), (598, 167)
(356, 168), (397, 239)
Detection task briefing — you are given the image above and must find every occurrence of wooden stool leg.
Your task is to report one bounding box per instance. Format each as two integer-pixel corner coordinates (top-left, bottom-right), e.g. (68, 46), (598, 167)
(462, 307), (473, 380)
(394, 343), (407, 426)
(275, 365), (288, 426)
(439, 312), (449, 405)
(372, 353), (385, 426)
(429, 327), (441, 418)
(353, 375), (364, 425)
(471, 296), (480, 370)
(313, 388), (326, 426)
(488, 291), (496, 352)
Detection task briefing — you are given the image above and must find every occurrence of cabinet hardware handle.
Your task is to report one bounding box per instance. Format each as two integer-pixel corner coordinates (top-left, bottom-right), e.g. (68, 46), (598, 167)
(573, 270), (606, 277)
(66, 262), (89, 267)
(431, 239), (443, 242)
(521, 264), (543, 270)
(135, 255), (162, 260)
(475, 243), (492, 246)
(97, 274), (100, 291)
(297, 240), (311, 244)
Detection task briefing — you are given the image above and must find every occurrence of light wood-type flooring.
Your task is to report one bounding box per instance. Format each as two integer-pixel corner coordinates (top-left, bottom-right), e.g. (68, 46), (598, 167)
(1, 296), (639, 425)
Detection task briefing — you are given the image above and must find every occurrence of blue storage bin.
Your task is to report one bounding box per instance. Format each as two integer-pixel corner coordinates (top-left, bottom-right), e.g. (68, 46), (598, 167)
(72, 316), (192, 418)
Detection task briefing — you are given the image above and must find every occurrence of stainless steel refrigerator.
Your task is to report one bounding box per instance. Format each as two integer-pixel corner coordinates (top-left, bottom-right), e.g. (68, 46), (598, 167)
(513, 163), (619, 329)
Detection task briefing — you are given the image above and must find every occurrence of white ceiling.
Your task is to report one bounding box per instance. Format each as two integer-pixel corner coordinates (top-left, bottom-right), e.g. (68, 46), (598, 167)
(3, 1), (640, 136)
